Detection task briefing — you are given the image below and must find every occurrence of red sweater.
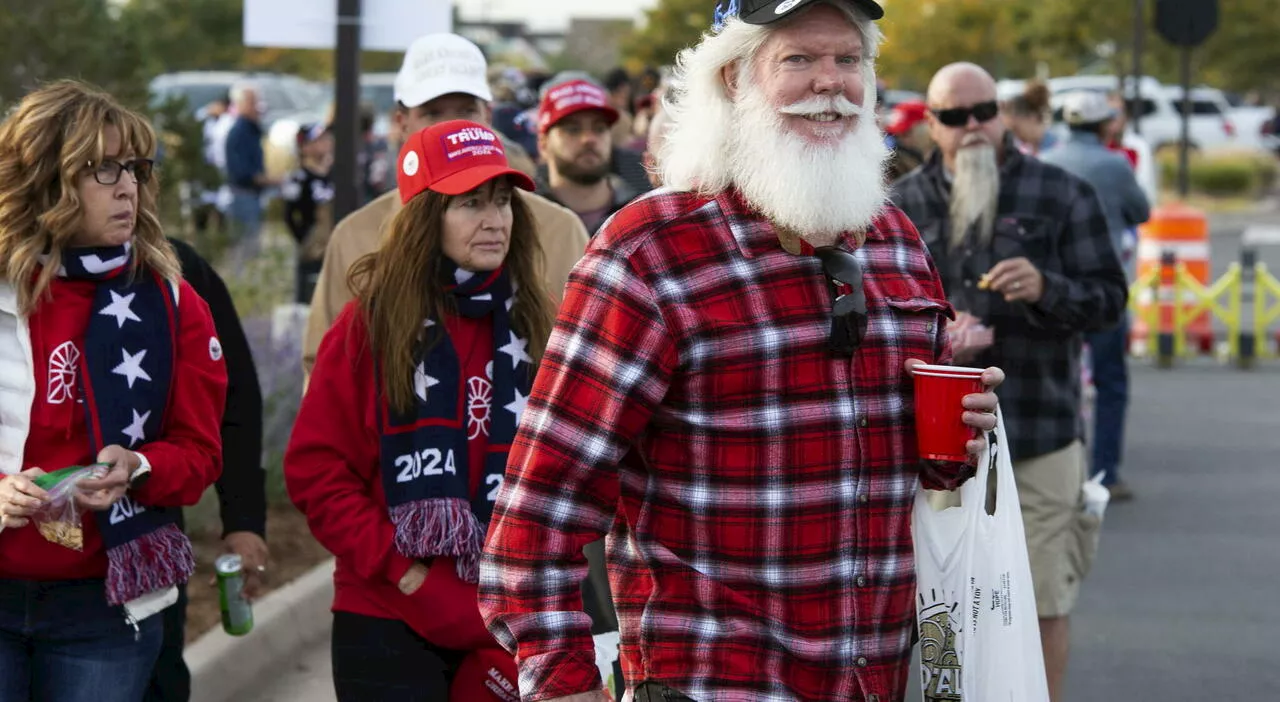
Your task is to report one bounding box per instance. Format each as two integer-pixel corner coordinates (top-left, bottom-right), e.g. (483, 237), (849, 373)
(0, 276), (227, 580)
(286, 301), (496, 651)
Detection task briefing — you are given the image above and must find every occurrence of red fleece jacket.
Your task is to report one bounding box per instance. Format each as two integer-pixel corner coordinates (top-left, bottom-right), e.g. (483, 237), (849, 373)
(286, 301), (496, 651)
(0, 276), (226, 580)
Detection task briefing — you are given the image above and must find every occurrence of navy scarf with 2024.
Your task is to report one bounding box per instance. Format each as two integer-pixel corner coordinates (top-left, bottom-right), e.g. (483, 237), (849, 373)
(379, 264), (532, 583)
(61, 243), (194, 606)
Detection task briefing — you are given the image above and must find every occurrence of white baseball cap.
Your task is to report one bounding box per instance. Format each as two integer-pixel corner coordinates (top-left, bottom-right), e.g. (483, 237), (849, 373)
(394, 34), (493, 109)
(1061, 90), (1118, 126)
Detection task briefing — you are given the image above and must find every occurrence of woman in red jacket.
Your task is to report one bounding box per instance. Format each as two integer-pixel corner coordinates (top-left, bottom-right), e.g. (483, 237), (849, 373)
(285, 119), (553, 700)
(0, 81), (227, 701)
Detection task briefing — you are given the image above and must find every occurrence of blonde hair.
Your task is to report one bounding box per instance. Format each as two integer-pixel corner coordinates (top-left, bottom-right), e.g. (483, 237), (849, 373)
(0, 80), (179, 314)
(348, 185), (554, 415)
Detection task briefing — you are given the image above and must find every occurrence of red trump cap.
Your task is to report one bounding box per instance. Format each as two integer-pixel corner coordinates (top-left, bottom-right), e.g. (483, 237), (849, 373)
(448, 648), (520, 702)
(537, 78), (620, 135)
(396, 119), (536, 204)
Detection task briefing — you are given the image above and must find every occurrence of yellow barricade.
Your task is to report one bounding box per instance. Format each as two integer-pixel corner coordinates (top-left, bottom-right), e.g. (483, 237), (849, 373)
(1126, 251), (1280, 366)
(1254, 262), (1280, 361)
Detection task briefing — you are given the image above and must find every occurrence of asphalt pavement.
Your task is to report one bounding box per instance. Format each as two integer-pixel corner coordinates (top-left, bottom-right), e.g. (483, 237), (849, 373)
(240, 206), (1280, 702)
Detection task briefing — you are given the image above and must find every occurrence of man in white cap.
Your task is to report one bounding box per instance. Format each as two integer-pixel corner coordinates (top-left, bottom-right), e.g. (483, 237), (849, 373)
(303, 33), (590, 378)
(1041, 90), (1150, 504)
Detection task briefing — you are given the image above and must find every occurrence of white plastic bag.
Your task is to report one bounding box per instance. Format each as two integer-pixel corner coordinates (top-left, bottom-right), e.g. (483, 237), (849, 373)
(913, 407), (1049, 702)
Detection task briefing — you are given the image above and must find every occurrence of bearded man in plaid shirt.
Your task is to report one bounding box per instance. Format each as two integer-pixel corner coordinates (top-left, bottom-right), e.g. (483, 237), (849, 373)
(891, 63), (1128, 702)
(479, 2), (1006, 700)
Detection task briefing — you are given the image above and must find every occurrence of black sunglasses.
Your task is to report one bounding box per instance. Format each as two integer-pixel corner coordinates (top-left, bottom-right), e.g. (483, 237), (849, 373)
(88, 158), (155, 186)
(930, 100), (1000, 128)
(814, 247), (868, 356)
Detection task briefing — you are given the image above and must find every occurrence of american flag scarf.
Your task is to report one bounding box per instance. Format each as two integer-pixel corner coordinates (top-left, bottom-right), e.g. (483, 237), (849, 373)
(377, 263), (531, 583)
(58, 243), (195, 605)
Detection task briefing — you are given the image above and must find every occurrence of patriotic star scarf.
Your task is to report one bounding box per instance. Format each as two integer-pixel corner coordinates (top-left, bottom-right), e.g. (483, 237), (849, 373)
(378, 262), (531, 584)
(57, 242), (195, 605)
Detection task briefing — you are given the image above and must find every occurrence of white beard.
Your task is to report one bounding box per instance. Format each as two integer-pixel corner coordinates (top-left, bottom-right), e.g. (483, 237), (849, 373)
(949, 140), (1000, 249)
(726, 80), (890, 245)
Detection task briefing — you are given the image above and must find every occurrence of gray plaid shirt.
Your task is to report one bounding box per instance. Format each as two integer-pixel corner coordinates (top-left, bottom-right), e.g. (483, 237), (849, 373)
(891, 141), (1128, 461)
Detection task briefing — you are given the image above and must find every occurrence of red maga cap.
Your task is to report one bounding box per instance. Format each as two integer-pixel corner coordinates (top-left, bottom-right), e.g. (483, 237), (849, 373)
(885, 100), (929, 136)
(396, 120), (536, 203)
(537, 79), (620, 135)
(448, 648), (519, 702)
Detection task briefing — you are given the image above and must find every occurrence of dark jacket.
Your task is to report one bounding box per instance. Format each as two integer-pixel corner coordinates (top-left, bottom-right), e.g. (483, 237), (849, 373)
(169, 238), (266, 537)
(891, 138), (1128, 461)
(224, 116), (265, 192)
(534, 172), (640, 237)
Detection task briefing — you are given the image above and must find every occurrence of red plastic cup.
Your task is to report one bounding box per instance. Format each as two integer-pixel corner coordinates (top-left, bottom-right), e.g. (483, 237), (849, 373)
(912, 365), (986, 462)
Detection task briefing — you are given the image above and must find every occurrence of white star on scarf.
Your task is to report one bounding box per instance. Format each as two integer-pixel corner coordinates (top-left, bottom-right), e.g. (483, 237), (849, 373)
(498, 331), (532, 369)
(414, 361), (440, 402)
(98, 290), (142, 328)
(112, 348), (151, 388)
(80, 249), (130, 275)
(121, 409), (151, 447)
(504, 388), (527, 426)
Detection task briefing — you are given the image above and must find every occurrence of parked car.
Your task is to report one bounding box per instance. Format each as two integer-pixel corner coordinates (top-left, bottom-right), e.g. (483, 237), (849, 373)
(1229, 105), (1278, 153)
(149, 71), (328, 126)
(1038, 75), (1238, 152)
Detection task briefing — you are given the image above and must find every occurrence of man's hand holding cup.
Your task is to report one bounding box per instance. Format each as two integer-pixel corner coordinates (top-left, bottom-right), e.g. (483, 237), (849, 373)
(905, 360), (1004, 464)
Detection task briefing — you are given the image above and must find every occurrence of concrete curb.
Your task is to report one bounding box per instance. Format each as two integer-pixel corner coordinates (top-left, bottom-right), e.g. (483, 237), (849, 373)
(188, 558), (336, 702)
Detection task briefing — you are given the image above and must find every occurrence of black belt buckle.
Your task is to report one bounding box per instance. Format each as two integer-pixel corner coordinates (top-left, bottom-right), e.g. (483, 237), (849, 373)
(633, 681), (696, 702)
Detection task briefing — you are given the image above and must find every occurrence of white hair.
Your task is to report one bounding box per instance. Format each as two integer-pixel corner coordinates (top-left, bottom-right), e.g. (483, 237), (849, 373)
(659, 1), (883, 194)
(229, 81), (259, 108)
(949, 137), (1000, 248)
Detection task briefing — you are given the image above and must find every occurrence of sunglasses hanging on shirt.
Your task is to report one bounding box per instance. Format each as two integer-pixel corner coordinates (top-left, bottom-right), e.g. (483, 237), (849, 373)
(814, 247), (868, 356)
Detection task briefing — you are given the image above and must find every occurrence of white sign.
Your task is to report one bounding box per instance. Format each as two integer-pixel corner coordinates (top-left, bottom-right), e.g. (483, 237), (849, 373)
(244, 0), (452, 52)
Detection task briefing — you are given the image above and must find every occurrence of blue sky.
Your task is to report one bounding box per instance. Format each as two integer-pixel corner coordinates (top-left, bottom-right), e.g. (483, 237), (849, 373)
(454, 0), (658, 31)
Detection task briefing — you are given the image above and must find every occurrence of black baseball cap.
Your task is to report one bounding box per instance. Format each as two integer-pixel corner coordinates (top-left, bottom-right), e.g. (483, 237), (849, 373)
(713, 0), (884, 28)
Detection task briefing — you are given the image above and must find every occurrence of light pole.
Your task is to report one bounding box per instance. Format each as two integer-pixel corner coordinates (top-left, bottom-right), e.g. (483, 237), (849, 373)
(1130, 0), (1144, 135)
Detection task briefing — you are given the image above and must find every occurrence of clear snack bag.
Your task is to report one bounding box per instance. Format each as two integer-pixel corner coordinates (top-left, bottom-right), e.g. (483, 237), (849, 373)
(31, 464), (108, 551)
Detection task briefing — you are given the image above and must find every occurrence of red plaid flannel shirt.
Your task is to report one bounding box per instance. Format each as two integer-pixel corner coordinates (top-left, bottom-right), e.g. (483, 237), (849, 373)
(480, 189), (973, 702)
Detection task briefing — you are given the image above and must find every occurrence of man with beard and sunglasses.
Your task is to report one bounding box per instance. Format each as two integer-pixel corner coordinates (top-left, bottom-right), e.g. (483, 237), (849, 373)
(534, 76), (643, 236)
(478, 4), (1004, 701)
(892, 62), (1128, 702)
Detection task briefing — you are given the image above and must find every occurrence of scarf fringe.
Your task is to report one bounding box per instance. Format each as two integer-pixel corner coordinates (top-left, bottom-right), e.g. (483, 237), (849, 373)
(104, 523), (196, 606)
(391, 498), (486, 582)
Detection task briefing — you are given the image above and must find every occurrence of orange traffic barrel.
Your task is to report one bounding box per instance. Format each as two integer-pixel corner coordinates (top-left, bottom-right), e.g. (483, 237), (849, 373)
(1133, 203), (1213, 354)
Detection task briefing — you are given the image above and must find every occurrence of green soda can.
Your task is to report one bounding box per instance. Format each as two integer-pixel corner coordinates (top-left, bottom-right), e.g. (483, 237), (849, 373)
(215, 554), (254, 636)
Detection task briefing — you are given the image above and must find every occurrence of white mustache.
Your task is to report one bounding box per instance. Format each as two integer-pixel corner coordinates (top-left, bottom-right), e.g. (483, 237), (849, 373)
(961, 133), (993, 146)
(777, 94), (864, 117)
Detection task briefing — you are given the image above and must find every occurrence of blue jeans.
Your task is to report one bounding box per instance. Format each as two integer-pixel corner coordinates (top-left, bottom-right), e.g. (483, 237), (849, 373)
(227, 187), (263, 259)
(1086, 318), (1130, 485)
(0, 578), (164, 702)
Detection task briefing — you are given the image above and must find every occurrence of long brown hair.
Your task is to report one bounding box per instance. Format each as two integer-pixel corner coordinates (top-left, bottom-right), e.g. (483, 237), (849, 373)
(0, 80), (179, 314)
(349, 184), (554, 414)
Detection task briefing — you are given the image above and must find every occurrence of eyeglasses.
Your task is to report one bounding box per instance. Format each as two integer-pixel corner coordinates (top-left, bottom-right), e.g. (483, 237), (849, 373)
(87, 159), (155, 186)
(814, 247), (868, 356)
(930, 100), (1000, 128)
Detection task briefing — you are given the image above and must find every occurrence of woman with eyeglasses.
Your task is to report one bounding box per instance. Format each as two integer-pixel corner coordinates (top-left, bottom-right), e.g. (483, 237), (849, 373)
(284, 120), (553, 700)
(0, 80), (228, 701)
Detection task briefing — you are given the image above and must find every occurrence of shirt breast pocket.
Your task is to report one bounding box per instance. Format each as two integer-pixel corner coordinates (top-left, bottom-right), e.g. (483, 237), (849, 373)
(993, 215), (1054, 267)
(870, 296), (950, 375)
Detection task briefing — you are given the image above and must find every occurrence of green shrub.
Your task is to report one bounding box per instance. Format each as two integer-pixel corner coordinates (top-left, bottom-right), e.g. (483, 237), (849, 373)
(1157, 150), (1278, 197)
